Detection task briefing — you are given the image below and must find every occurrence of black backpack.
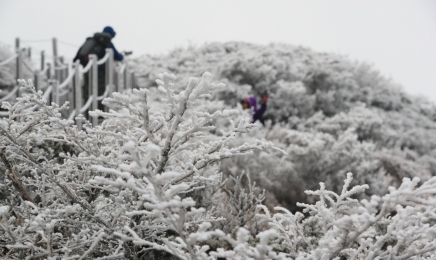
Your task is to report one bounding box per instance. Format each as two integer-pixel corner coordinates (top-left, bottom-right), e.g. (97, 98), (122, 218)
(74, 32), (112, 66)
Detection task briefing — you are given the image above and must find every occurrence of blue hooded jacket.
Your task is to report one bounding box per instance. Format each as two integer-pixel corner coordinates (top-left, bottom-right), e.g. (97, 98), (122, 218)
(103, 26), (124, 61)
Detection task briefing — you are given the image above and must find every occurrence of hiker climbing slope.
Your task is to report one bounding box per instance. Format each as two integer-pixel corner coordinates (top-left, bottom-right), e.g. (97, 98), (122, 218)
(241, 93), (269, 125)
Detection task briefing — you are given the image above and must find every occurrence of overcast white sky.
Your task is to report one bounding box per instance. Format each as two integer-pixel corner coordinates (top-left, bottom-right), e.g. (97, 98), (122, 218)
(1, 0), (436, 101)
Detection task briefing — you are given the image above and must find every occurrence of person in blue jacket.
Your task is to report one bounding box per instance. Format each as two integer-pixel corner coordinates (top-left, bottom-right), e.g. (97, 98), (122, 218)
(241, 93), (269, 126)
(74, 26), (124, 113)
(101, 26), (124, 62)
(74, 26), (124, 66)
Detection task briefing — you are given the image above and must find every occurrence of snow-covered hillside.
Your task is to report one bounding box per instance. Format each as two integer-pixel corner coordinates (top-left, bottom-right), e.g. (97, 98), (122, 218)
(133, 41), (436, 210)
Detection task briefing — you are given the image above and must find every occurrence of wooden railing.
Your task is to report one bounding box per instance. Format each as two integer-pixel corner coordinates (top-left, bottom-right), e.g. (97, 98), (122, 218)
(0, 44), (137, 129)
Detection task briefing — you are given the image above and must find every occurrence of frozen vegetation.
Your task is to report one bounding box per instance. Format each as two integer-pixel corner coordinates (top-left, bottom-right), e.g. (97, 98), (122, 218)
(1, 42), (436, 259)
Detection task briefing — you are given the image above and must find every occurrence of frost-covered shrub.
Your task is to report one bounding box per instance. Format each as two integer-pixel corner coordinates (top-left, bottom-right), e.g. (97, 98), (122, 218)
(2, 77), (436, 259)
(0, 76), (278, 259)
(268, 80), (316, 122)
(3, 39), (436, 258)
(258, 172), (436, 259)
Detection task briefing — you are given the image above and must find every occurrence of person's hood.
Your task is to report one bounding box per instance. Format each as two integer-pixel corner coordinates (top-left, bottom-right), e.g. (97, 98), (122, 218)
(103, 26), (116, 38)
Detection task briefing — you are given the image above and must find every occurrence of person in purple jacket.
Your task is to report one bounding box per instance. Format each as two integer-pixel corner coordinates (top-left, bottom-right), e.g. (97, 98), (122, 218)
(241, 93), (269, 125)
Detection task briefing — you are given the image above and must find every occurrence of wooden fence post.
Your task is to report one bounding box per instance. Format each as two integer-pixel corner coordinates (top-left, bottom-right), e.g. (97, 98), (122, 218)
(105, 48), (114, 112)
(46, 63), (51, 80)
(114, 69), (118, 93)
(52, 38), (58, 66)
(131, 72), (136, 89)
(68, 63), (74, 115)
(51, 80), (59, 105)
(15, 38), (22, 80)
(41, 51), (45, 71)
(15, 39), (23, 99)
(59, 56), (64, 83)
(124, 63), (129, 90)
(74, 61), (82, 130)
(90, 54), (98, 127)
(34, 70), (40, 92)
(118, 65), (123, 93)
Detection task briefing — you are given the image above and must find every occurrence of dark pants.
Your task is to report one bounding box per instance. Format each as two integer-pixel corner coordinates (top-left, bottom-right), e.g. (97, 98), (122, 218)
(252, 103), (267, 126)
